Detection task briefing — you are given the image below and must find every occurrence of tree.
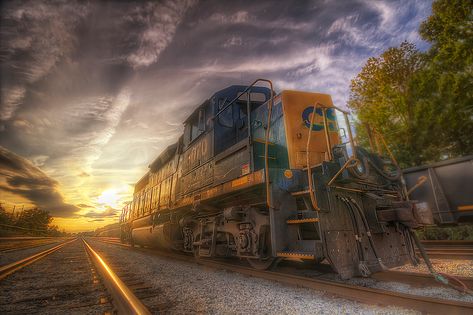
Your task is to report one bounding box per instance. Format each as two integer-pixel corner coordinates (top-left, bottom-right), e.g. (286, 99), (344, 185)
(348, 42), (424, 167)
(413, 0), (473, 158)
(0, 205), (13, 225)
(15, 208), (52, 233)
(349, 0), (473, 167)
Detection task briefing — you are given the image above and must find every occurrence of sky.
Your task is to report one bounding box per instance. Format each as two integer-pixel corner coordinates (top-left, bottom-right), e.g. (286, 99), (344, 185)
(0, 0), (432, 232)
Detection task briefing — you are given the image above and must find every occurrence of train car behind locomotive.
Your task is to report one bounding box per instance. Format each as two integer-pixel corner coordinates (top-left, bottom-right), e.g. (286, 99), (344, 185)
(119, 79), (433, 279)
(403, 155), (473, 225)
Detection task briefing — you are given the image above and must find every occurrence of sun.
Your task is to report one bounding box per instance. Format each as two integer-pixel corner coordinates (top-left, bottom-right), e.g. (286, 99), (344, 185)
(97, 189), (121, 209)
(96, 185), (132, 209)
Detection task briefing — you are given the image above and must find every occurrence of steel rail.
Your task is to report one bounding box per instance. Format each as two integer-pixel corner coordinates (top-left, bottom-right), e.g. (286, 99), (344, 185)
(420, 250), (473, 260)
(421, 240), (473, 246)
(0, 238), (66, 253)
(1, 240), (63, 253)
(82, 239), (151, 315)
(94, 238), (473, 314)
(418, 240), (473, 260)
(0, 238), (77, 280)
(373, 270), (473, 289)
(0, 236), (53, 241)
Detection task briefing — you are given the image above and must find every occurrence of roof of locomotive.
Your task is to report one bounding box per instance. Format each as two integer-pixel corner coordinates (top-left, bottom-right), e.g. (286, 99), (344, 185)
(148, 142), (178, 171)
(142, 84), (273, 181)
(183, 84), (272, 124)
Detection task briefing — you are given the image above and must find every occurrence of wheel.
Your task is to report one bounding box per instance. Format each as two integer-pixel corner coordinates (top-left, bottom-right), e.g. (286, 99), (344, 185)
(247, 257), (277, 270)
(247, 225), (275, 270)
(192, 233), (204, 259)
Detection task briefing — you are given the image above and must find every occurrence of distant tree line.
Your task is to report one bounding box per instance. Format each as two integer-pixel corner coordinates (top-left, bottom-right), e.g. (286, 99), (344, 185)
(349, 0), (473, 167)
(0, 205), (67, 237)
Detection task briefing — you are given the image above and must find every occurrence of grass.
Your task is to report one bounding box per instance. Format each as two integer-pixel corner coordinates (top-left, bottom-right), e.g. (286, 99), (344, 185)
(416, 224), (473, 240)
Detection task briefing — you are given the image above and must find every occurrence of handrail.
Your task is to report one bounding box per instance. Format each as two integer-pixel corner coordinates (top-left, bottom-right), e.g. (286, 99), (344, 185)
(343, 112), (357, 160)
(262, 80), (275, 208)
(305, 104), (360, 198)
(305, 103), (322, 211)
(322, 108), (333, 161)
(371, 127), (400, 168)
(213, 79), (274, 119)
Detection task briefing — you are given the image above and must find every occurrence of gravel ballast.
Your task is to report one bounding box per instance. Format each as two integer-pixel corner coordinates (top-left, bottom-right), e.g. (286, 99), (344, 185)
(394, 258), (473, 277)
(0, 240), (112, 314)
(88, 239), (419, 314)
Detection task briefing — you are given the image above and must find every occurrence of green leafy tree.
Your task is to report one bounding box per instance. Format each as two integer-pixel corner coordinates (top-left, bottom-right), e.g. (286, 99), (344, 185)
(349, 0), (473, 167)
(348, 42), (424, 167)
(413, 0), (473, 158)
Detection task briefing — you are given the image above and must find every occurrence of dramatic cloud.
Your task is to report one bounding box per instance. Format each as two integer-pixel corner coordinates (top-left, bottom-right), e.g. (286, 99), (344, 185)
(0, 0), (90, 121)
(126, 0), (197, 68)
(0, 146), (79, 217)
(83, 207), (119, 218)
(0, 0), (432, 231)
(82, 207), (120, 222)
(77, 203), (93, 208)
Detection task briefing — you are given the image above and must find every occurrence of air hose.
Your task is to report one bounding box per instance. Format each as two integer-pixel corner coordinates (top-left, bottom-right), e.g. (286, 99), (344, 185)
(340, 196), (370, 277)
(410, 230), (472, 294)
(349, 198), (388, 271)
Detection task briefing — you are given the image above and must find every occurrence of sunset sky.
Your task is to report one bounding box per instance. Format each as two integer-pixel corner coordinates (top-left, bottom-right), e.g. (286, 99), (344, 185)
(0, 0), (432, 232)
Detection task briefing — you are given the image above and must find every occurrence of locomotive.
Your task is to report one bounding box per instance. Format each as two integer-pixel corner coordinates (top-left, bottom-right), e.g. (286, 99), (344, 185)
(119, 79), (433, 279)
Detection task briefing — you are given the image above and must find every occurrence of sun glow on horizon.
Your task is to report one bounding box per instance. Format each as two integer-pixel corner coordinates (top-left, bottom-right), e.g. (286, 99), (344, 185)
(97, 185), (131, 210)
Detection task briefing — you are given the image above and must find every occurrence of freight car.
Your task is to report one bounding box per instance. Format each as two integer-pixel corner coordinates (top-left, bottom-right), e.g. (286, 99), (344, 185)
(403, 155), (473, 225)
(119, 79), (433, 279)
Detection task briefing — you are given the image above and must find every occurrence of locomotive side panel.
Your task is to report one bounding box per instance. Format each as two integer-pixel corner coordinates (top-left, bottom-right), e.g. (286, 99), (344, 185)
(178, 133), (214, 196)
(214, 139), (251, 185)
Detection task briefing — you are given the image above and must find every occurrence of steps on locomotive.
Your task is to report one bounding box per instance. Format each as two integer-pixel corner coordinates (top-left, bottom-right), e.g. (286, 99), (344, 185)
(286, 211), (319, 224)
(276, 240), (321, 260)
(276, 251), (316, 259)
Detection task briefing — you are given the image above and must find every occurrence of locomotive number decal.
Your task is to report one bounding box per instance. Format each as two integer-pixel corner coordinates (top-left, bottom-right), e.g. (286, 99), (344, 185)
(302, 106), (337, 131)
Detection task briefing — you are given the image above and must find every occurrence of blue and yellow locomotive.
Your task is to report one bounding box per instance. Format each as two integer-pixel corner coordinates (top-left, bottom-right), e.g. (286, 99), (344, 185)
(119, 79), (432, 279)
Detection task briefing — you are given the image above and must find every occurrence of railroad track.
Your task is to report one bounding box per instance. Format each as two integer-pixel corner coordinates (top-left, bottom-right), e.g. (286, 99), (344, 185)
(420, 240), (473, 260)
(0, 236), (68, 253)
(0, 237), (152, 314)
(93, 237), (473, 315)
